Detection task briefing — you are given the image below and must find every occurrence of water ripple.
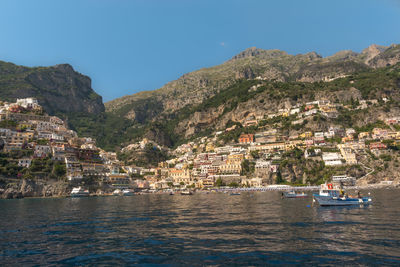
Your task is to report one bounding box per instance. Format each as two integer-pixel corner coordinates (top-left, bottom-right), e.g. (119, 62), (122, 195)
(0, 189), (399, 265)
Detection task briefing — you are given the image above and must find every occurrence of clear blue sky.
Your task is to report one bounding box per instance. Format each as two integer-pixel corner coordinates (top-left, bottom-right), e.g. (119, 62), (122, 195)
(1, 0), (400, 102)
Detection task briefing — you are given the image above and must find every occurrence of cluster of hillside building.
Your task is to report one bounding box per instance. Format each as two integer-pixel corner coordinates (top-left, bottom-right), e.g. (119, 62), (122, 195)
(238, 98), (381, 128)
(1, 97), (398, 190)
(139, 98), (398, 189)
(0, 98), (130, 184)
(150, 127), (394, 189)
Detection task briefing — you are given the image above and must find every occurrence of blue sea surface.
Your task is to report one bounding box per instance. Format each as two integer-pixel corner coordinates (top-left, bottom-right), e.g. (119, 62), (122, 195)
(1, 189), (400, 266)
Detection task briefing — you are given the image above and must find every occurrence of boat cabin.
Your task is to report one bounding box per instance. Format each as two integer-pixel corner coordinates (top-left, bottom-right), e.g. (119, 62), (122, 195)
(318, 183), (341, 197)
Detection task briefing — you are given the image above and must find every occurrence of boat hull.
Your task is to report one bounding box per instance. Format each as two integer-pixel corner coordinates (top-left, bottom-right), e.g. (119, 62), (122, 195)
(314, 195), (372, 206)
(70, 193), (89, 198)
(283, 193), (308, 198)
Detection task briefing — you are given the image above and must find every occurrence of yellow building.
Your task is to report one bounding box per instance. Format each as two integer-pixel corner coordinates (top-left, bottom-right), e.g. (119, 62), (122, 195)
(169, 168), (192, 184)
(197, 177), (215, 188)
(219, 161), (242, 174)
(342, 136), (354, 143)
(108, 173), (130, 185)
(248, 142), (286, 152)
(4, 131), (33, 150)
(227, 154), (244, 161)
(285, 140), (305, 150)
(358, 132), (370, 139)
(338, 146), (357, 165)
(300, 132), (313, 139)
(220, 155), (243, 174)
(158, 161), (169, 168)
(388, 131), (400, 140)
(205, 143), (215, 152)
(320, 105), (337, 113)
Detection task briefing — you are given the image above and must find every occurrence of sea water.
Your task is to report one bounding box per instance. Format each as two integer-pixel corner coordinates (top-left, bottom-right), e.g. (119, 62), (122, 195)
(0, 189), (399, 265)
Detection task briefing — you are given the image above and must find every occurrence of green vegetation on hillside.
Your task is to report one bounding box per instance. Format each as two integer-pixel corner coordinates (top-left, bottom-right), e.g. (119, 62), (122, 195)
(67, 62), (400, 152)
(66, 112), (144, 151)
(0, 60), (104, 115)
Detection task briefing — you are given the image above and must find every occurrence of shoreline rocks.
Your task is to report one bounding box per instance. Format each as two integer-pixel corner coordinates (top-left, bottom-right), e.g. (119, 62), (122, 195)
(0, 178), (115, 199)
(0, 179), (70, 199)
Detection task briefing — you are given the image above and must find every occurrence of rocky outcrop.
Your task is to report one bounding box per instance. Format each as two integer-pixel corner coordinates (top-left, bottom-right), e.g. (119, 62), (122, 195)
(145, 127), (173, 147)
(235, 67), (255, 79)
(281, 164), (304, 184)
(230, 47), (288, 61)
(0, 178), (117, 199)
(0, 61), (105, 115)
(0, 179), (69, 199)
(361, 44), (388, 64)
(367, 44), (400, 68)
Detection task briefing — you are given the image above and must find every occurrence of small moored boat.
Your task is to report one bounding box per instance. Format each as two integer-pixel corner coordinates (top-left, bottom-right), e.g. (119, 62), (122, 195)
(282, 191), (308, 198)
(313, 183), (372, 206)
(122, 189), (134, 196)
(70, 187), (89, 197)
(112, 189), (122, 196)
(180, 190), (193, 195)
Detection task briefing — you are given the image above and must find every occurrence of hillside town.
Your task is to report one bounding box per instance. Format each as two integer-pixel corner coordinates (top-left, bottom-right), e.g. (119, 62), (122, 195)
(120, 96), (400, 190)
(0, 98), (125, 185)
(0, 97), (399, 195)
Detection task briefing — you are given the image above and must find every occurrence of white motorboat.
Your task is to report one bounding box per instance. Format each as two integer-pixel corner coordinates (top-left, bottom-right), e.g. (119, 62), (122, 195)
(122, 189), (134, 196)
(112, 189), (122, 196)
(313, 183), (372, 206)
(180, 190), (193, 195)
(70, 187), (89, 197)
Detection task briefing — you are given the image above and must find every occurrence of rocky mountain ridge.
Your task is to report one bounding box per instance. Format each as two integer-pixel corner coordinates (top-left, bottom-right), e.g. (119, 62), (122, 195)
(99, 44), (400, 148)
(2, 44), (400, 152)
(105, 44), (400, 122)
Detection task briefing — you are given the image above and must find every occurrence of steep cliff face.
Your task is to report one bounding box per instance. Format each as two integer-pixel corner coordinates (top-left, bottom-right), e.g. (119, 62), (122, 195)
(367, 44), (400, 68)
(0, 61), (104, 115)
(0, 179), (69, 199)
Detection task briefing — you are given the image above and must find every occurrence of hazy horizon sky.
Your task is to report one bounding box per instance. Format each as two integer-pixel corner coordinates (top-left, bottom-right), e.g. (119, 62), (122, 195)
(1, 0), (400, 102)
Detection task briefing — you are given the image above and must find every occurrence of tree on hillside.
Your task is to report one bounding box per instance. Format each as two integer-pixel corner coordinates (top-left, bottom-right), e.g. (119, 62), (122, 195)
(216, 178), (224, 187)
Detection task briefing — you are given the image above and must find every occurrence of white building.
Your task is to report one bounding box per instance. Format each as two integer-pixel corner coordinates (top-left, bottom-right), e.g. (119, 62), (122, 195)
(332, 175), (356, 185)
(38, 131), (53, 140)
(51, 133), (64, 141)
(16, 98), (39, 109)
(345, 128), (356, 136)
(18, 158), (32, 168)
(305, 109), (318, 116)
(290, 108), (300, 115)
(215, 146), (233, 154)
(322, 152), (343, 166)
(255, 160), (271, 170)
